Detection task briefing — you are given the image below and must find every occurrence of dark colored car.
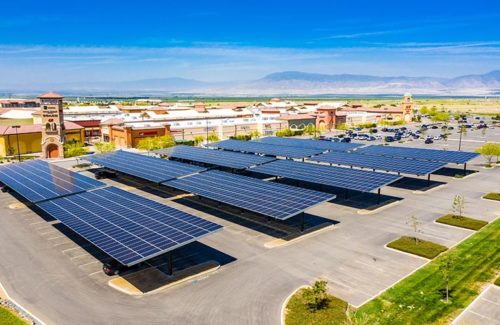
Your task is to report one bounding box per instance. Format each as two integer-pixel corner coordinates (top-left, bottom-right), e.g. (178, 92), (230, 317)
(370, 128), (378, 133)
(95, 170), (118, 179)
(425, 138), (434, 144)
(1, 185), (10, 193)
(103, 260), (125, 276)
(341, 137), (351, 143)
(385, 136), (395, 142)
(431, 125), (438, 129)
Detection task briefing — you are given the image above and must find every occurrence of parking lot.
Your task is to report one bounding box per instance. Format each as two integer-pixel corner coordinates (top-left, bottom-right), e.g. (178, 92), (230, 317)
(0, 125), (498, 324)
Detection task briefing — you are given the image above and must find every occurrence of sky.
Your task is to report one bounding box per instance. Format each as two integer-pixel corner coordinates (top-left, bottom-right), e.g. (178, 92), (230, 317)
(0, 0), (499, 87)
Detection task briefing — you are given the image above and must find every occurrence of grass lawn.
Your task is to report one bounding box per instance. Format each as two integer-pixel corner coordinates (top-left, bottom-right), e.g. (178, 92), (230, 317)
(285, 288), (348, 325)
(387, 236), (448, 259)
(356, 219), (500, 325)
(436, 214), (488, 231)
(0, 306), (26, 325)
(483, 192), (500, 201)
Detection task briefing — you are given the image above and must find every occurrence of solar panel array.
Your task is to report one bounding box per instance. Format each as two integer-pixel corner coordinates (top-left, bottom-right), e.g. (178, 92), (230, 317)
(260, 136), (363, 152)
(355, 145), (479, 164)
(251, 159), (401, 192)
(164, 170), (335, 220)
(311, 151), (447, 176)
(36, 187), (222, 266)
(209, 139), (324, 158)
(155, 145), (276, 169)
(84, 150), (206, 183)
(0, 160), (105, 203)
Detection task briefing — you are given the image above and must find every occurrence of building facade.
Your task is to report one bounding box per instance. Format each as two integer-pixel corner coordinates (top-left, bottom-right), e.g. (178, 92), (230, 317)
(39, 92), (65, 158)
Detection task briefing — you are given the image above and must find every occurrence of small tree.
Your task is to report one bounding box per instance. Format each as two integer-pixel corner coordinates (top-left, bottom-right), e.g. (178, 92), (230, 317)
(451, 194), (465, 218)
(193, 135), (204, 146)
(6, 146), (15, 156)
(431, 112), (450, 122)
(206, 132), (220, 143)
(406, 215), (422, 245)
(94, 142), (116, 153)
(250, 130), (261, 140)
(438, 255), (455, 304)
(475, 143), (500, 167)
(420, 106), (429, 115)
(302, 280), (329, 311)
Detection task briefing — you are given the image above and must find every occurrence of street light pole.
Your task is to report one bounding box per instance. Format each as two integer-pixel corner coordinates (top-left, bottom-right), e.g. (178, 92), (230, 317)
(12, 125), (21, 162)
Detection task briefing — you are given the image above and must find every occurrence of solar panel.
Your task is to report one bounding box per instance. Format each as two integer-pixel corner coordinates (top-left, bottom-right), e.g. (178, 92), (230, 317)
(83, 150), (206, 183)
(355, 145), (479, 164)
(163, 170), (335, 220)
(310, 151), (446, 176)
(0, 160), (105, 203)
(209, 139), (324, 159)
(259, 136), (363, 152)
(250, 159), (401, 192)
(155, 145), (276, 169)
(36, 187), (222, 266)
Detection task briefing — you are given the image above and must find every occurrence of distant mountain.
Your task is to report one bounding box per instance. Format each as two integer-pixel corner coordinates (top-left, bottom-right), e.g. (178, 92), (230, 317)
(1, 70), (499, 96)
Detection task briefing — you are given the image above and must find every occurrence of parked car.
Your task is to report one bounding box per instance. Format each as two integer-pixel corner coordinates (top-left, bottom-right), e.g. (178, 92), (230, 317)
(425, 138), (434, 144)
(412, 134), (420, 139)
(370, 128), (378, 133)
(95, 170), (118, 179)
(103, 260), (126, 276)
(341, 137), (351, 143)
(385, 136), (395, 142)
(448, 126), (454, 130)
(431, 125), (439, 129)
(433, 135), (441, 140)
(367, 136), (376, 141)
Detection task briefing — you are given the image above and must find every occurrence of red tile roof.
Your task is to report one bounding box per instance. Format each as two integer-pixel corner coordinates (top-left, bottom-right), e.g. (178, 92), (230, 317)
(38, 92), (64, 99)
(0, 122), (82, 135)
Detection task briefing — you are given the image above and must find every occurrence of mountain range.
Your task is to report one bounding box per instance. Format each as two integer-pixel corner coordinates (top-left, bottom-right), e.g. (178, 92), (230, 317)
(3, 70), (500, 97)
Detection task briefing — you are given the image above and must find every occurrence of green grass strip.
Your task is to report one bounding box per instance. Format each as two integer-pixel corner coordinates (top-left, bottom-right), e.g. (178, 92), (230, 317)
(356, 219), (500, 325)
(483, 192), (500, 201)
(436, 214), (488, 231)
(0, 306), (27, 325)
(285, 289), (348, 325)
(387, 236), (448, 259)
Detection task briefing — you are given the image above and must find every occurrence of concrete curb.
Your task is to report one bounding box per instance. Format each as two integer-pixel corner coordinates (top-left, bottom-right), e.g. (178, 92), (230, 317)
(265, 224), (334, 249)
(0, 281), (46, 325)
(433, 219), (479, 232)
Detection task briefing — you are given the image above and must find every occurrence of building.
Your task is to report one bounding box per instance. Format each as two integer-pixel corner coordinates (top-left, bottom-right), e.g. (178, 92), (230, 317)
(39, 92), (66, 158)
(279, 114), (316, 130)
(0, 122), (84, 157)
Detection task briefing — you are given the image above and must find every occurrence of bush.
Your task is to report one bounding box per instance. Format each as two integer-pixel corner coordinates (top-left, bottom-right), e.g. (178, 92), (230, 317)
(175, 140), (195, 146)
(380, 120), (404, 126)
(436, 214), (488, 230)
(431, 112), (450, 122)
(387, 236), (448, 259)
(136, 135), (175, 151)
(230, 134), (252, 141)
(94, 142), (115, 153)
(356, 122), (377, 129)
(483, 192), (500, 201)
(64, 142), (88, 158)
(206, 131), (220, 143)
(276, 128), (294, 137)
(193, 135), (205, 146)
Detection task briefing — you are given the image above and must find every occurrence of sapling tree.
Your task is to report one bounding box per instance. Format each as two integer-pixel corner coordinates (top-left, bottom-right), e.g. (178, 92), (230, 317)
(438, 255), (455, 304)
(406, 215), (422, 245)
(302, 280), (329, 311)
(452, 194), (465, 218)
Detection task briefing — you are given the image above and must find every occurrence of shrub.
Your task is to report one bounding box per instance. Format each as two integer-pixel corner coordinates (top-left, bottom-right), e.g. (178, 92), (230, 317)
(94, 142), (115, 153)
(230, 134), (252, 141)
(136, 135), (175, 151)
(431, 112), (450, 122)
(175, 140), (195, 146)
(206, 132), (220, 143)
(302, 280), (330, 311)
(64, 142), (88, 158)
(193, 135), (204, 146)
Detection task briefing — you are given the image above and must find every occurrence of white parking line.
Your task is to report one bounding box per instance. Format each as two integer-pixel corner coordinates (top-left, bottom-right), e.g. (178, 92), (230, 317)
(29, 221), (46, 226)
(70, 253), (90, 260)
(62, 246), (83, 253)
(47, 235), (66, 240)
(79, 261), (99, 268)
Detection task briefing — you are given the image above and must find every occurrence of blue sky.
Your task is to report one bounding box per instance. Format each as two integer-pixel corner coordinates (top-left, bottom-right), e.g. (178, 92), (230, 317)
(1, 0), (499, 86)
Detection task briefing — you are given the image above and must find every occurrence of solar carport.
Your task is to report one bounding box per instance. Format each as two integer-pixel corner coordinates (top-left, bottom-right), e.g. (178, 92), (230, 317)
(0, 160), (105, 203)
(0, 159), (223, 275)
(163, 170), (335, 231)
(84, 150), (206, 183)
(355, 145), (479, 174)
(310, 151), (447, 185)
(209, 139), (324, 159)
(250, 159), (401, 203)
(37, 186), (222, 274)
(155, 145), (276, 170)
(259, 136), (363, 152)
